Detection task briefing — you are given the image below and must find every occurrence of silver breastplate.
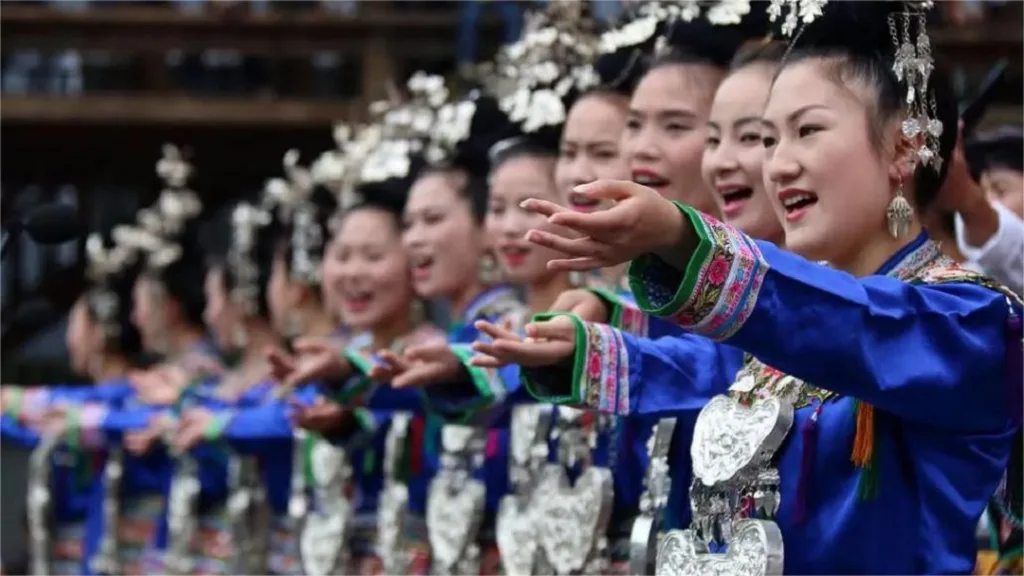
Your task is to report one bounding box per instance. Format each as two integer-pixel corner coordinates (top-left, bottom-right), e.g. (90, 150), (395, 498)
(426, 424), (487, 575)
(296, 432), (352, 576)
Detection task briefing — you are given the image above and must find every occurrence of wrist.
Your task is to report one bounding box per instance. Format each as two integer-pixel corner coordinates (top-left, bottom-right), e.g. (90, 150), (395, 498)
(652, 200), (696, 269)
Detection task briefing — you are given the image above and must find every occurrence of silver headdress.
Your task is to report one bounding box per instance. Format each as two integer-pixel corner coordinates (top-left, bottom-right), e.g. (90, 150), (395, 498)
(361, 72), (449, 184)
(263, 150), (325, 286)
(484, 1), (602, 134)
(113, 143), (203, 270)
(228, 201), (273, 316)
(84, 232), (138, 343)
(600, 0), (755, 55)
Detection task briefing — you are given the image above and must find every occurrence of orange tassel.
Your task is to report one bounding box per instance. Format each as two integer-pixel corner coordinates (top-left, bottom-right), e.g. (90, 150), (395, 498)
(851, 401), (875, 468)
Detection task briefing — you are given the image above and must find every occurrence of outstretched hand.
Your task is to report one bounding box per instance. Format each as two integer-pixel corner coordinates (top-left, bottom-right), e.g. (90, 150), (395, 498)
(548, 289), (610, 323)
(521, 179), (685, 271)
(469, 316), (577, 369)
(374, 342), (464, 389)
(290, 396), (348, 433)
(267, 337), (351, 397)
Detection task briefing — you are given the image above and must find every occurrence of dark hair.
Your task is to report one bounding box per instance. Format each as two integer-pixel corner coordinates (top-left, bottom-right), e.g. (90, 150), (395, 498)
(488, 134), (559, 176)
(416, 166), (491, 224)
(729, 39), (788, 73)
(778, 2), (957, 211)
(145, 218), (208, 327)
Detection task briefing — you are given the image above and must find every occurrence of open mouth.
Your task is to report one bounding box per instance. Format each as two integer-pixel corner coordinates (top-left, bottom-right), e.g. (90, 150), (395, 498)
(632, 170), (670, 189)
(410, 253), (434, 279)
(343, 291), (373, 312)
(719, 186), (754, 214)
(568, 191), (601, 212)
(779, 189), (819, 221)
(498, 245), (531, 267)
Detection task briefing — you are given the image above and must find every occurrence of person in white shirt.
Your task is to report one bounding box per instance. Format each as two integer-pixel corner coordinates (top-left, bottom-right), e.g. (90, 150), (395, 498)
(945, 126), (1024, 294)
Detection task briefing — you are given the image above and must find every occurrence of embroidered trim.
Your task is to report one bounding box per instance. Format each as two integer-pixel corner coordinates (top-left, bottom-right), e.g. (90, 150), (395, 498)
(588, 286), (651, 338)
(629, 204), (768, 341)
(419, 344), (503, 424)
(578, 321), (630, 415)
(203, 410), (234, 440)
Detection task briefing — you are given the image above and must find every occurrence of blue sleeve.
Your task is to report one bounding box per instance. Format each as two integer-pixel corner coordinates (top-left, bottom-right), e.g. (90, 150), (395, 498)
(101, 407), (166, 440)
(522, 317), (741, 416)
(1, 415), (40, 446)
(418, 344), (521, 425)
(47, 380), (135, 406)
(628, 204), (1022, 433)
(587, 286), (687, 340)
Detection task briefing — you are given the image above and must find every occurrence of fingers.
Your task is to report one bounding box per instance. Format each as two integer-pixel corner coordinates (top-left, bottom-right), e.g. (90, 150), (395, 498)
(402, 342), (450, 363)
(519, 198), (569, 218)
(525, 230), (606, 259)
(547, 257), (609, 272)
(376, 350), (408, 372)
(468, 354), (505, 369)
(526, 316), (577, 341)
(548, 207), (628, 238)
(474, 320), (521, 343)
(293, 337), (329, 355)
(392, 363), (451, 389)
(478, 339), (572, 367)
(571, 179), (637, 202)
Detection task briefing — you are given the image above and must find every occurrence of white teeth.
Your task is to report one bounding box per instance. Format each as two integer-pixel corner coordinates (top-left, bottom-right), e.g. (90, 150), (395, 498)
(633, 175), (666, 186)
(782, 193), (816, 208)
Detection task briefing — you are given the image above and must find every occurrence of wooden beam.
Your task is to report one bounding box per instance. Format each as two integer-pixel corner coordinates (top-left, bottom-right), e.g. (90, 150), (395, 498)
(0, 3), (503, 55)
(0, 94), (362, 127)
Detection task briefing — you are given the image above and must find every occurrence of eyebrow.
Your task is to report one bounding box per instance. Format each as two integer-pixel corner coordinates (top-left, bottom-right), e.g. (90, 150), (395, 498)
(628, 108), (699, 122)
(761, 104), (828, 131)
(708, 116), (763, 132)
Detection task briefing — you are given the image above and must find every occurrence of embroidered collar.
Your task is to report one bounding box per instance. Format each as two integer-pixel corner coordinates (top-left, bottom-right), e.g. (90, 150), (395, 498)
(877, 232), (950, 281)
(461, 284), (522, 324)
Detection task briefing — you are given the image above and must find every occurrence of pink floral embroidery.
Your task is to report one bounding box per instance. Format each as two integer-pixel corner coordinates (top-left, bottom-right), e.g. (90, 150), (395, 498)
(578, 322), (630, 415)
(707, 256), (729, 284)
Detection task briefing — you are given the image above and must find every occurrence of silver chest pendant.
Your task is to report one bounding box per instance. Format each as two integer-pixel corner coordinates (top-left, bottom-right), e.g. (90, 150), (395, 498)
(164, 453), (200, 575)
(656, 387), (796, 576)
(228, 453), (269, 573)
(495, 405), (554, 576)
(28, 433), (61, 576)
(377, 413), (413, 575)
(426, 424), (487, 575)
(90, 447), (124, 575)
(629, 417), (677, 575)
(535, 407), (614, 575)
(295, 431), (353, 576)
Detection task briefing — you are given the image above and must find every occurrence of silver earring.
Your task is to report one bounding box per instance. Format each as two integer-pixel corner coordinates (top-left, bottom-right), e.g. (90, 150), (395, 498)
(232, 323), (248, 349)
(478, 253), (501, 284)
(886, 177), (914, 239)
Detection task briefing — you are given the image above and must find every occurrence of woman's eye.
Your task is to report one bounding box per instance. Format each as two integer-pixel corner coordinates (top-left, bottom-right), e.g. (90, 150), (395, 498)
(625, 119), (642, 132)
(798, 125), (823, 138)
(740, 133), (762, 145)
(761, 136), (778, 148)
(705, 136), (720, 147)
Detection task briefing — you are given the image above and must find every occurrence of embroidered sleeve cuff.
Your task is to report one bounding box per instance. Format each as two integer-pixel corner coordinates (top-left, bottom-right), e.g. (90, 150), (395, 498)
(419, 344), (504, 425)
(521, 313), (630, 415)
(203, 410), (235, 440)
(337, 348), (378, 403)
(628, 203), (768, 341)
(586, 287), (649, 337)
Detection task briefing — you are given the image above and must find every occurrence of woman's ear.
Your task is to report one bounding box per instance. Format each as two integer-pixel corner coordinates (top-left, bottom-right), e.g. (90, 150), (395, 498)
(889, 131), (921, 185)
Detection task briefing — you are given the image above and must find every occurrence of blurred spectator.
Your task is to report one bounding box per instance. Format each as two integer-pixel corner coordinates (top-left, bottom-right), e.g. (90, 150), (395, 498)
(967, 127), (1024, 219)
(457, 0), (524, 76)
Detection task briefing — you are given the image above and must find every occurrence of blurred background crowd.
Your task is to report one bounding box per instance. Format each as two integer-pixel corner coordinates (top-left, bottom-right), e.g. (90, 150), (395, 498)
(0, 0), (1021, 564)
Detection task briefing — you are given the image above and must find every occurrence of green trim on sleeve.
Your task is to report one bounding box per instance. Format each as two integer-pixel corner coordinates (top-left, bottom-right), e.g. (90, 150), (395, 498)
(520, 312), (587, 405)
(627, 202), (714, 317)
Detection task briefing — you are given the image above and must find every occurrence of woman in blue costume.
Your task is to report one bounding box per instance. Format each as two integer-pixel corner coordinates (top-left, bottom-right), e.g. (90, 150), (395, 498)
(171, 163), (344, 576)
(475, 1), (1023, 573)
(1, 223), (145, 576)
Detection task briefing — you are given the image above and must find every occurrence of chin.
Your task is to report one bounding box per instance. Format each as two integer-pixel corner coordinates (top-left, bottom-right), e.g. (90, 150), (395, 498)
(782, 228), (828, 261)
(412, 278), (444, 300)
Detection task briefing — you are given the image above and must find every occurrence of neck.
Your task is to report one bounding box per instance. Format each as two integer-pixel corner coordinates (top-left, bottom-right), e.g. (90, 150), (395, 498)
(451, 280), (489, 322)
(91, 355), (133, 383)
(527, 272), (573, 316)
(370, 308), (415, 351)
(834, 223), (923, 278)
(239, 320), (280, 368)
(292, 302), (335, 339)
(165, 325), (205, 358)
